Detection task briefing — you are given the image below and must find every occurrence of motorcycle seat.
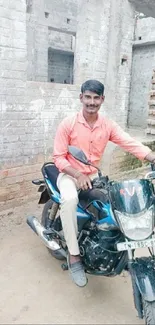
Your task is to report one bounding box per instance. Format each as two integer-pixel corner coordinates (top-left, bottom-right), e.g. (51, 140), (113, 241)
(42, 163), (60, 193)
(41, 163), (109, 209)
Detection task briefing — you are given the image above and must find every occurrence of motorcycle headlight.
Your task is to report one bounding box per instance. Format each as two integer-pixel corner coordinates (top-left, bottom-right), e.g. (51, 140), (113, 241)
(115, 206), (154, 240)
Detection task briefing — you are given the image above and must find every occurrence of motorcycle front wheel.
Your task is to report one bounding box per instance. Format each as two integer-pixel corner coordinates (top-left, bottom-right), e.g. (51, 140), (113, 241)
(41, 199), (65, 260)
(143, 300), (155, 325)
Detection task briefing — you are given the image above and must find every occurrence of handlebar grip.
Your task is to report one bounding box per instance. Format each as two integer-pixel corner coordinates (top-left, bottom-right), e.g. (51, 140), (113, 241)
(91, 176), (108, 189)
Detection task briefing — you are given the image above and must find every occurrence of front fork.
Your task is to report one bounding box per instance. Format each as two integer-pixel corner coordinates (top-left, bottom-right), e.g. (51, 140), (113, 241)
(125, 245), (143, 319)
(129, 262), (143, 318)
(127, 245), (155, 319)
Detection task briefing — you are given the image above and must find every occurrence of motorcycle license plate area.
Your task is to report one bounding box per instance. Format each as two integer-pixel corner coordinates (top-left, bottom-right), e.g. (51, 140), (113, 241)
(117, 238), (155, 251)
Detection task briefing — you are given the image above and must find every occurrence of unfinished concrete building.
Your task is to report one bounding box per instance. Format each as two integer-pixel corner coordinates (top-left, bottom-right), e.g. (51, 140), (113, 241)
(1, 0), (155, 209)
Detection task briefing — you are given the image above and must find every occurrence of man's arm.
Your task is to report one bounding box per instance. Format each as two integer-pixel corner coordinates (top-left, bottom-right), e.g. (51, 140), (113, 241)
(53, 119), (77, 175)
(109, 121), (154, 162)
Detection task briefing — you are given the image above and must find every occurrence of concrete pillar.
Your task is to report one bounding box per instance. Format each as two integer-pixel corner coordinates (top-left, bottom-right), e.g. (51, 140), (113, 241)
(27, 0), (48, 82)
(74, 0), (135, 129)
(74, 0), (111, 84)
(104, 0), (135, 126)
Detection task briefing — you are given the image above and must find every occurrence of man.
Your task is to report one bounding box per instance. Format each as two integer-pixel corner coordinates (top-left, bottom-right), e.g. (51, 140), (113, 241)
(53, 79), (155, 287)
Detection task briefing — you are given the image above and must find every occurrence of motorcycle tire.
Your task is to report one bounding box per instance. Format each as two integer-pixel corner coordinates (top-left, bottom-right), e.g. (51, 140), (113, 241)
(143, 300), (155, 325)
(41, 199), (65, 261)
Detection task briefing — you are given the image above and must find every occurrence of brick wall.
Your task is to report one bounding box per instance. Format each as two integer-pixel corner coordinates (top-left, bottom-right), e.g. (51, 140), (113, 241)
(48, 29), (75, 52)
(43, 0), (79, 31)
(1, 0), (150, 212)
(128, 15), (155, 129)
(48, 50), (74, 83)
(74, 0), (135, 127)
(146, 70), (155, 135)
(27, 0), (80, 81)
(1, 79), (154, 211)
(135, 17), (155, 42)
(2, 79), (153, 211)
(1, 82), (80, 210)
(128, 44), (155, 128)
(104, 0), (135, 127)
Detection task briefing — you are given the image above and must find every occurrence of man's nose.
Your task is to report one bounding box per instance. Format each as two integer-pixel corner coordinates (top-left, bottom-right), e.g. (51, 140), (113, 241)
(90, 98), (95, 105)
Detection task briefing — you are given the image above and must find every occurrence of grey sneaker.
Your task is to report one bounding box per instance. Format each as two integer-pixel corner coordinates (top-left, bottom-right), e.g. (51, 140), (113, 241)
(67, 255), (88, 287)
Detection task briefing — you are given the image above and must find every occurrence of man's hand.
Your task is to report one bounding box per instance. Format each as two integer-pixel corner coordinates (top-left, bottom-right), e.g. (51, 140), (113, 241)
(61, 166), (92, 190)
(76, 173), (92, 190)
(145, 153), (155, 171)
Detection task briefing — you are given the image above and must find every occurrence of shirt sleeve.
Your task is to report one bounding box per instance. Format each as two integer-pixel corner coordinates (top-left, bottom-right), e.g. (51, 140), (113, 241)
(109, 120), (151, 160)
(53, 118), (72, 172)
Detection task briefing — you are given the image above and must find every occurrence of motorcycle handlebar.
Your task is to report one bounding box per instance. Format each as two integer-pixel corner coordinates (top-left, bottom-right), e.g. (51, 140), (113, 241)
(144, 164), (155, 180)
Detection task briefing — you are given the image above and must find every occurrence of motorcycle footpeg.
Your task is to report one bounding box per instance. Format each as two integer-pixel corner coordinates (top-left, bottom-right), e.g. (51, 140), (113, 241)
(43, 229), (54, 235)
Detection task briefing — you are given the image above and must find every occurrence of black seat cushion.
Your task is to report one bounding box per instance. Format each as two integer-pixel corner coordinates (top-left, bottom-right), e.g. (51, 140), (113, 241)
(42, 163), (60, 192)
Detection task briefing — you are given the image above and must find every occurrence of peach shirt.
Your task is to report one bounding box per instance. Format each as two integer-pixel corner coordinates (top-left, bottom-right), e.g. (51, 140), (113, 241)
(53, 111), (151, 175)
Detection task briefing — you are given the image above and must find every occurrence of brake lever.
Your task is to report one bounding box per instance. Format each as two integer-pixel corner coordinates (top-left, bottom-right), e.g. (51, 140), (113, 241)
(151, 163), (155, 172)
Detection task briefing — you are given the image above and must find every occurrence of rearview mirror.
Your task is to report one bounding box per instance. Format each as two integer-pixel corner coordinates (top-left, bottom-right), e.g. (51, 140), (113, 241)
(68, 146), (90, 165)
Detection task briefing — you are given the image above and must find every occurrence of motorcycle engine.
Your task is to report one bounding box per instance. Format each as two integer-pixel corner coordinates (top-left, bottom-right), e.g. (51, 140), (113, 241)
(79, 228), (127, 276)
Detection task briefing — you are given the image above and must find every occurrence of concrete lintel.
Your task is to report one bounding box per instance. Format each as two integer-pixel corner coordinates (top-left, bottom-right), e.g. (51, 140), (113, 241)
(133, 40), (155, 47)
(48, 47), (74, 56)
(48, 26), (76, 36)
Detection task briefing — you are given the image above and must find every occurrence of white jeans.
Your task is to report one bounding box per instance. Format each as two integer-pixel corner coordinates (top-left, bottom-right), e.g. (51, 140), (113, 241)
(57, 173), (97, 255)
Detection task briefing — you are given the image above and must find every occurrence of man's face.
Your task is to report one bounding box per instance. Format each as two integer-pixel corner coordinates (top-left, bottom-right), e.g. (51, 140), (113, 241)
(80, 91), (105, 115)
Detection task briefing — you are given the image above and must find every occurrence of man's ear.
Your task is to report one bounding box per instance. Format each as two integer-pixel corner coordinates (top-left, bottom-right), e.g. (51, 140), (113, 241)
(102, 95), (105, 103)
(79, 93), (83, 102)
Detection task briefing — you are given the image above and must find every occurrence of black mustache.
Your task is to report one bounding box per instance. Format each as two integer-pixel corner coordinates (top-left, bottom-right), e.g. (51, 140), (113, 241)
(86, 105), (97, 108)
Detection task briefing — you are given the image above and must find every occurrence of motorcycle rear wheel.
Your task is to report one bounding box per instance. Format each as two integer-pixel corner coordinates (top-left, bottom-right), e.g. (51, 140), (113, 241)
(41, 199), (65, 261)
(143, 300), (155, 325)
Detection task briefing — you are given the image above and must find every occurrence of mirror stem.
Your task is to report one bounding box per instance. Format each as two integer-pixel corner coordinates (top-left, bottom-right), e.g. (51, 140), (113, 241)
(88, 162), (102, 177)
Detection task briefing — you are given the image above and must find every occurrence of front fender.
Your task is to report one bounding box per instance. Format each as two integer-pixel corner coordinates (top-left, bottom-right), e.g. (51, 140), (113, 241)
(130, 257), (155, 302)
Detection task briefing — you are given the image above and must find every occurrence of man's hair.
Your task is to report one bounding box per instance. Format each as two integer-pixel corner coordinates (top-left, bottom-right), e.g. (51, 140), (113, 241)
(81, 79), (104, 96)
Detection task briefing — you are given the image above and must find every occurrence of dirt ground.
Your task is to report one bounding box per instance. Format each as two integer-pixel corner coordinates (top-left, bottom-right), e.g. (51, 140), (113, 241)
(0, 196), (146, 325)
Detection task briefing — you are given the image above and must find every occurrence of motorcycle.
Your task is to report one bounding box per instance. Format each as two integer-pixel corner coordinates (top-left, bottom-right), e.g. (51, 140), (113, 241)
(27, 145), (155, 324)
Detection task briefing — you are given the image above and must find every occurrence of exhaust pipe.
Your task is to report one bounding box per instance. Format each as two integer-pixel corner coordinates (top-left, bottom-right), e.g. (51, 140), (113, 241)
(27, 216), (66, 257)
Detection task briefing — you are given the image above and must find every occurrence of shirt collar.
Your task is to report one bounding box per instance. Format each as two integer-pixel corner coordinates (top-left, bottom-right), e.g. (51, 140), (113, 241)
(77, 110), (102, 128)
